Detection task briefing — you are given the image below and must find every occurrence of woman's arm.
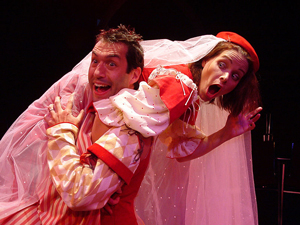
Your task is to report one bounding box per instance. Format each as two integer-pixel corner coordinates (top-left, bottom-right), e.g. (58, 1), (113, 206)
(177, 107), (262, 162)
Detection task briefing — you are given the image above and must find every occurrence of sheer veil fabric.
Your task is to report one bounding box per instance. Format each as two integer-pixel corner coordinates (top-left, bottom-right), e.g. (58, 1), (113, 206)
(135, 104), (258, 225)
(135, 36), (258, 225)
(0, 52), (93, 219)
(0, 34), (258, 224)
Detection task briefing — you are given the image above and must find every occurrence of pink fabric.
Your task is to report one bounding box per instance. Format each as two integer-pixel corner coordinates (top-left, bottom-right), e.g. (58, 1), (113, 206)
(0, 34), (258, 225)
(0, 52), (92, 219)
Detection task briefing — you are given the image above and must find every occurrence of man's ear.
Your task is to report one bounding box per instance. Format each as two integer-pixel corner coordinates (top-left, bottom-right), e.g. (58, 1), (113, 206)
(129, 67), (142, 85)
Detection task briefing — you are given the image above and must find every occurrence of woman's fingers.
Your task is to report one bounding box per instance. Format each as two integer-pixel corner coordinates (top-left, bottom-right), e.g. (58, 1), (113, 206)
(248, 107), (263, 119)
(247, 107), (262, 130)
(251, 113), (261, 123)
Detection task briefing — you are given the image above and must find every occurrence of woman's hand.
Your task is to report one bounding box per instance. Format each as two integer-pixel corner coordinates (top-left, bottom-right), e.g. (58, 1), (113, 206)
(45, 94), (84, 127)
(225, 107), (263, 139)
(177, 107), (263, 162)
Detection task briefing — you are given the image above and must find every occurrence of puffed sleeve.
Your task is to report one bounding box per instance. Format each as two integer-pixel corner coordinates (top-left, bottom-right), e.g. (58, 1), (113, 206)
(93, 65), (198, 138)
(46, 123), (141, 211)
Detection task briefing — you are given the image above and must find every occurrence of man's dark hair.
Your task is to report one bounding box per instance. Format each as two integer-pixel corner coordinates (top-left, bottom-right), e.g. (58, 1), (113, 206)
(96, 25), (144, 90)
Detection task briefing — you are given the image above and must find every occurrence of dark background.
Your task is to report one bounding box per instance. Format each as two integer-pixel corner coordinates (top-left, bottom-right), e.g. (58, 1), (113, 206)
(1, 0), (300, 224)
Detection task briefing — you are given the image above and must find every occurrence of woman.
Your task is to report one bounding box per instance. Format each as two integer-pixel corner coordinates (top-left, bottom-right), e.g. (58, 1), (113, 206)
(134, 32), (261, 225)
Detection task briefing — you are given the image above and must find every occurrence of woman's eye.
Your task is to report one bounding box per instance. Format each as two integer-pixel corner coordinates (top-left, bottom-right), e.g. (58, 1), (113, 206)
(232, 73), (239, 81)
(218, 62), (226, 68)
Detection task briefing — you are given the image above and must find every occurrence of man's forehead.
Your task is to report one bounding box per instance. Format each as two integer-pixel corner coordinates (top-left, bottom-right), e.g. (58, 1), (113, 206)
(93, 40), (128, 56)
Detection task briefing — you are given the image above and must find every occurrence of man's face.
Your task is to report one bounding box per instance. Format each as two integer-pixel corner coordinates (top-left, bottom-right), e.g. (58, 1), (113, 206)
(88, 40), (139, 102)
(198, 49), (248, 102)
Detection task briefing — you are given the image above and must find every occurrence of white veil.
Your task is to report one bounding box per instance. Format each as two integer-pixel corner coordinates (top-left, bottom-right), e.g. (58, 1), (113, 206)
(135, 36), (258, 225)
(0, 52), (92, 219)
(0, 34), (258, 224)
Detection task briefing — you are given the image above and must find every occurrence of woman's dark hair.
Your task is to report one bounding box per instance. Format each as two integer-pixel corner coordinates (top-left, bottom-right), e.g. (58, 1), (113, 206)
(96, 25), (144, 90)
(189, 41), (261, 116)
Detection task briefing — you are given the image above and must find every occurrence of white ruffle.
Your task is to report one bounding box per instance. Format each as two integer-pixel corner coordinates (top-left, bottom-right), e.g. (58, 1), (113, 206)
(94, 82), (170, 138)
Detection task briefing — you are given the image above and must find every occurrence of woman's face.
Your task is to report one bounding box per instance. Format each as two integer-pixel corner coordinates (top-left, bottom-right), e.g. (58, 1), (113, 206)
(199, 49), (249, 102)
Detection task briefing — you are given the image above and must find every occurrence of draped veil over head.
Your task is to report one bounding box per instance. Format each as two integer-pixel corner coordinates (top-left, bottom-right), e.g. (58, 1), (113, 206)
(0, 34), (258, 224)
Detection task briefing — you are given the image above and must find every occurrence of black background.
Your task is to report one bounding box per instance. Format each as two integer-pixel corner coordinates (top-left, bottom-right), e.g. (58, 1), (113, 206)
(1, 0), (300, 223)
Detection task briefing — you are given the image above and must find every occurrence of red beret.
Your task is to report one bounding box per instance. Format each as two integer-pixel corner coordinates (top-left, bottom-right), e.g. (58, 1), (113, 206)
(216, 31), (259, 72)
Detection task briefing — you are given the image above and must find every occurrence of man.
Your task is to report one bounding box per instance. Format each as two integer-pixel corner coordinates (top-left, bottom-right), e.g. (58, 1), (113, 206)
(0, 25), (151, 225)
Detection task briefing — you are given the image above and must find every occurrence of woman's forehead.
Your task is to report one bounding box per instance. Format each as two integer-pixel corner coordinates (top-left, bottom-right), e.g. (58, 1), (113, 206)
(218, 50), (249, 72)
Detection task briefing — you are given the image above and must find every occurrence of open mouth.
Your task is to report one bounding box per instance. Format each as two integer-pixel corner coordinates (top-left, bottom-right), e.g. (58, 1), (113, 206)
(94, 83), (111, 92)
(207, 84), (221, 96)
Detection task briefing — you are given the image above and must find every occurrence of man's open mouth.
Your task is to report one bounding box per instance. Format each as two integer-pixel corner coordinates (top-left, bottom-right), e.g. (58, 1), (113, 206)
(95, 83), (111, 92)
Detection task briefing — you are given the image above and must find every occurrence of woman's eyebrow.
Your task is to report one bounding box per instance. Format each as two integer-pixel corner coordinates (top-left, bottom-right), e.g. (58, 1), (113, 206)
(222, 55), (246, 74)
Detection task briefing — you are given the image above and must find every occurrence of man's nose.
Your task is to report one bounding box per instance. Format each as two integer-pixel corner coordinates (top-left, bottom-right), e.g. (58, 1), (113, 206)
(94, 63), (106, 78)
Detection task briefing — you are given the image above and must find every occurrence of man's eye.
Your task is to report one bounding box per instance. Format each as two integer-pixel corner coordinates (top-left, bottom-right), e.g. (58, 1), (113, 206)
(92, 59), (98, 64)
(108, 62), (116, 67)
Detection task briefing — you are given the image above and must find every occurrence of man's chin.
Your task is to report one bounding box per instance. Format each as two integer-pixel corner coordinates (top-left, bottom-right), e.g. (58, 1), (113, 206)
(92, 89), (112, 102)
(92, 94), (108, 102)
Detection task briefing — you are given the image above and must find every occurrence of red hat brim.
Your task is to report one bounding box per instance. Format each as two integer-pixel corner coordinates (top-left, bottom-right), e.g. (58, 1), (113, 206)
(216, 31), (259, 72)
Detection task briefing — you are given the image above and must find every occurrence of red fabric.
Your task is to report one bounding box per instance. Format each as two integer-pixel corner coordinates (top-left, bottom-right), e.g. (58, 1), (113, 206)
(142, 64), (197, 125)
(141, 64), (195, 124)
(141, 64), (193, 83)
(88, 143), (134, 185)
(216, 31), (259, 72)
(154, 75), (193, 124)
(101, 137), (153, 225)
(0, 204), (41, 225)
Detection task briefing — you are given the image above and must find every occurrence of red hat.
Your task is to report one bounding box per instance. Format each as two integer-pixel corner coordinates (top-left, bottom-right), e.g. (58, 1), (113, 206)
(216, 31), (259, 72)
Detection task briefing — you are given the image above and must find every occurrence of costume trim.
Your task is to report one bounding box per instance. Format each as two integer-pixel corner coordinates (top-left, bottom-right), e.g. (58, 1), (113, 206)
(88, 143), (133, 184)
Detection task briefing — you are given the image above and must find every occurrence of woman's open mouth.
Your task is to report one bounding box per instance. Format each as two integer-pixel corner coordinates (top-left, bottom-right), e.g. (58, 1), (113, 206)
(207, 84), (221, 98)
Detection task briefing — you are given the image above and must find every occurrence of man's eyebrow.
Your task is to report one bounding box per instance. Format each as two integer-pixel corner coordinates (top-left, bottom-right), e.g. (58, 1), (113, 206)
(92, 51), (121, 59)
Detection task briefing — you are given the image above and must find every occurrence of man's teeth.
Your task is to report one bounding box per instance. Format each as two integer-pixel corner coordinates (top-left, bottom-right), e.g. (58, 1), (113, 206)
(95, 84), (109, 89)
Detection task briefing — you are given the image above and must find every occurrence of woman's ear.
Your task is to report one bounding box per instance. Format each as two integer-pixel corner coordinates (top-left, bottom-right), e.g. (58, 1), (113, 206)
(201, 60), (206, 68)
(129, 67), (142, 85)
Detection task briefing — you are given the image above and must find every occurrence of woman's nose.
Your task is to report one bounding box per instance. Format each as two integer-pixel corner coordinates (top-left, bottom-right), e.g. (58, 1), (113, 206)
(220, 72), (229, 83)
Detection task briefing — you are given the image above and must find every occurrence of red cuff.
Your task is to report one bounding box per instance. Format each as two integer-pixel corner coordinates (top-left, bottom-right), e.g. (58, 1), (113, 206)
(87, 143), (134, 184)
